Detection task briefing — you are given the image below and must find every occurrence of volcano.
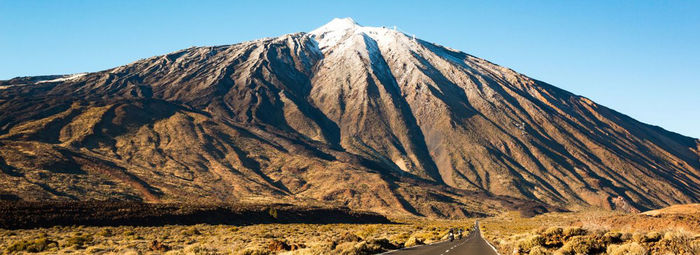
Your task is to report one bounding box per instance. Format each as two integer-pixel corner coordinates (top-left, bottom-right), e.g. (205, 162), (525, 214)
(1, 18), (697, 217)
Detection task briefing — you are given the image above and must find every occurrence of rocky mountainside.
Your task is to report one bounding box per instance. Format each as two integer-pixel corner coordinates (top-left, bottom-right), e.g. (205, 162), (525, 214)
(0, 18), (698, 217)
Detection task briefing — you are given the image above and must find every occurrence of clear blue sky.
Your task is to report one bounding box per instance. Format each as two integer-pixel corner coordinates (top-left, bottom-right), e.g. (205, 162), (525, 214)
(1, 1), (698, 138)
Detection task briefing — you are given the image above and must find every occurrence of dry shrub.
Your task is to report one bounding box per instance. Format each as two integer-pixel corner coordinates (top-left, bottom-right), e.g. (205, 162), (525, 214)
(354, 225), (378, 240)
(409, 228), (445, 243)
(528, 245), (550, 255)
(404, 236), (424, 247)
(333, 241), (357, 253)
(517, 235), (545, 253)
(692, 239), (700, 253)
(607, 242), (647, 255)
(366, 238), (398, 251)
(388, 231), (411, 246)
(149, 240), (170, 252)
(122, 229), (136, 236)
(98, 227), (113, 237)
(182, 226), (202, 236)
(562, 227), (586, 239)
(333, 239), (390, 255)
(6, 237), (58, 252)
(268, 239), (291, 251)
(543, 227), (563, 237)
(268, 208), (278, 219)
(602, 231), (623, 244)
(632, 232), (645, 243)
(85, 246), (108, 254)
(239, 246), (271, 255)
(63, 232), (94, 249)
(642, 231), (662, 243)
(558, 236), (604, 255)
(337, 232), (362, 243)
(542, 227), (564, 247)
(655, 231), (698, 254)
(185, 244), (221, 255)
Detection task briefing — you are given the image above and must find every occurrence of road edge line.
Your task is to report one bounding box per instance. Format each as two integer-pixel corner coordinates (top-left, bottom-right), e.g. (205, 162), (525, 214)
(477, 220), (501, 255)
(483, 235), (501, 255)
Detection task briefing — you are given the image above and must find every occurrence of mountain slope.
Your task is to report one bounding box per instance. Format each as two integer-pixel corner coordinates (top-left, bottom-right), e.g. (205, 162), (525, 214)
(0, 18), (698, 216)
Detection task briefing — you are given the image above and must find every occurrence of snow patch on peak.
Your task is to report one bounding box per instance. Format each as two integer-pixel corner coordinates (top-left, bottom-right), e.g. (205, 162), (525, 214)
(311, 17), (359, 34)
(310, 18), (361, 51)
(310, 18), (415, 54)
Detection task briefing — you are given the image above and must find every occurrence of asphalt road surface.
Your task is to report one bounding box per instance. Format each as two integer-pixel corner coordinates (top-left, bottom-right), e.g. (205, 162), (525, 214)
(383, 221), (499, 255)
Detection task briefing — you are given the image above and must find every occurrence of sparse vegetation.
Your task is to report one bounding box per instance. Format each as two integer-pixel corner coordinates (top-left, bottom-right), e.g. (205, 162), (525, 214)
(4, 237), (57, 253)
(481, 210), (700, 255)
(1, 208), (697, 254)
(0, 219), (472, 254)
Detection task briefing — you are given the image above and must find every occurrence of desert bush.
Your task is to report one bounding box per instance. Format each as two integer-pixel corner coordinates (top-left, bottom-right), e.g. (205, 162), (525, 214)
(332, 231), (362, 248)
(662, 231), (676, 241)
(185, 244), (221, 255)
(6, 237), (58, 252)
(562, 227), (586, 239)
(543, 227), (563, 237)
(268, 208), (279, 219)
(409, 228), (446, 243)
(656, 231), (697, 254)
(607, 242), (647, 255)
(98, 227), (113, 237)
(63, 232), (94, 249)
(388, 231), (411, 246)
(632, 232), (644, 243)
(620, 232), (632, 242)
(528, 245), (550, 255)
(85, 246), (107, 254)
(518, 235), (546, 253)
(558, 236), (603, 255)
(333, 242), (357, 254)
(542, 227), (564, 247)
(354, 225), (378, 240)
(268, 239), (291, 251)
(182, 226), (202, 236)
(602, 231), (623, 244)
(149, 240), (170, 252)
(239, 246), (271, 255)
(692, 239), (700, 254)
(333, 240), (388, 255)
(366, 238), (398, 250)
(404, 236), (424, 247)
(641, 231), (662, 243)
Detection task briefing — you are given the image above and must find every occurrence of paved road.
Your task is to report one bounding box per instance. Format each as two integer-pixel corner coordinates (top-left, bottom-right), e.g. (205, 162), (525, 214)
(383, 221), (499, 255)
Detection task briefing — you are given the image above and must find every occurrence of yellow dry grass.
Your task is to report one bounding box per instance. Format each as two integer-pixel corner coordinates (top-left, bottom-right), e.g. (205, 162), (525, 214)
(480, 210), (700, 255)
(0, 219), (474, 254)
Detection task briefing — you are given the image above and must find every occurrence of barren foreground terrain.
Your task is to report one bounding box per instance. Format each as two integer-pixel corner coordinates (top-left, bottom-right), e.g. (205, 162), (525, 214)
(481, 207), (700, 255)
(0, 220), (469, 254)
(1, 206), (698, 254)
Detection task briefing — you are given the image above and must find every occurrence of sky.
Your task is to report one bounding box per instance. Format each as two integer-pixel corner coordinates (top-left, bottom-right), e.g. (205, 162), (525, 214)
(1, 1), (698, 138)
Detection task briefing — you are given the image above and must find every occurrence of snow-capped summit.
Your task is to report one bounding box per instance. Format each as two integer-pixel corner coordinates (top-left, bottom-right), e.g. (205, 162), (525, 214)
(310, 18), (362, 52)
(310, 17), (359, 34)
(309, 18), (414, 57)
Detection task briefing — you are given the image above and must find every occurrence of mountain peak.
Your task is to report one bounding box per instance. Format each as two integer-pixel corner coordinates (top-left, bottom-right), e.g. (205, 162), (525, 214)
(310, 18), (408, 53)
(311, 17), (360, 34)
